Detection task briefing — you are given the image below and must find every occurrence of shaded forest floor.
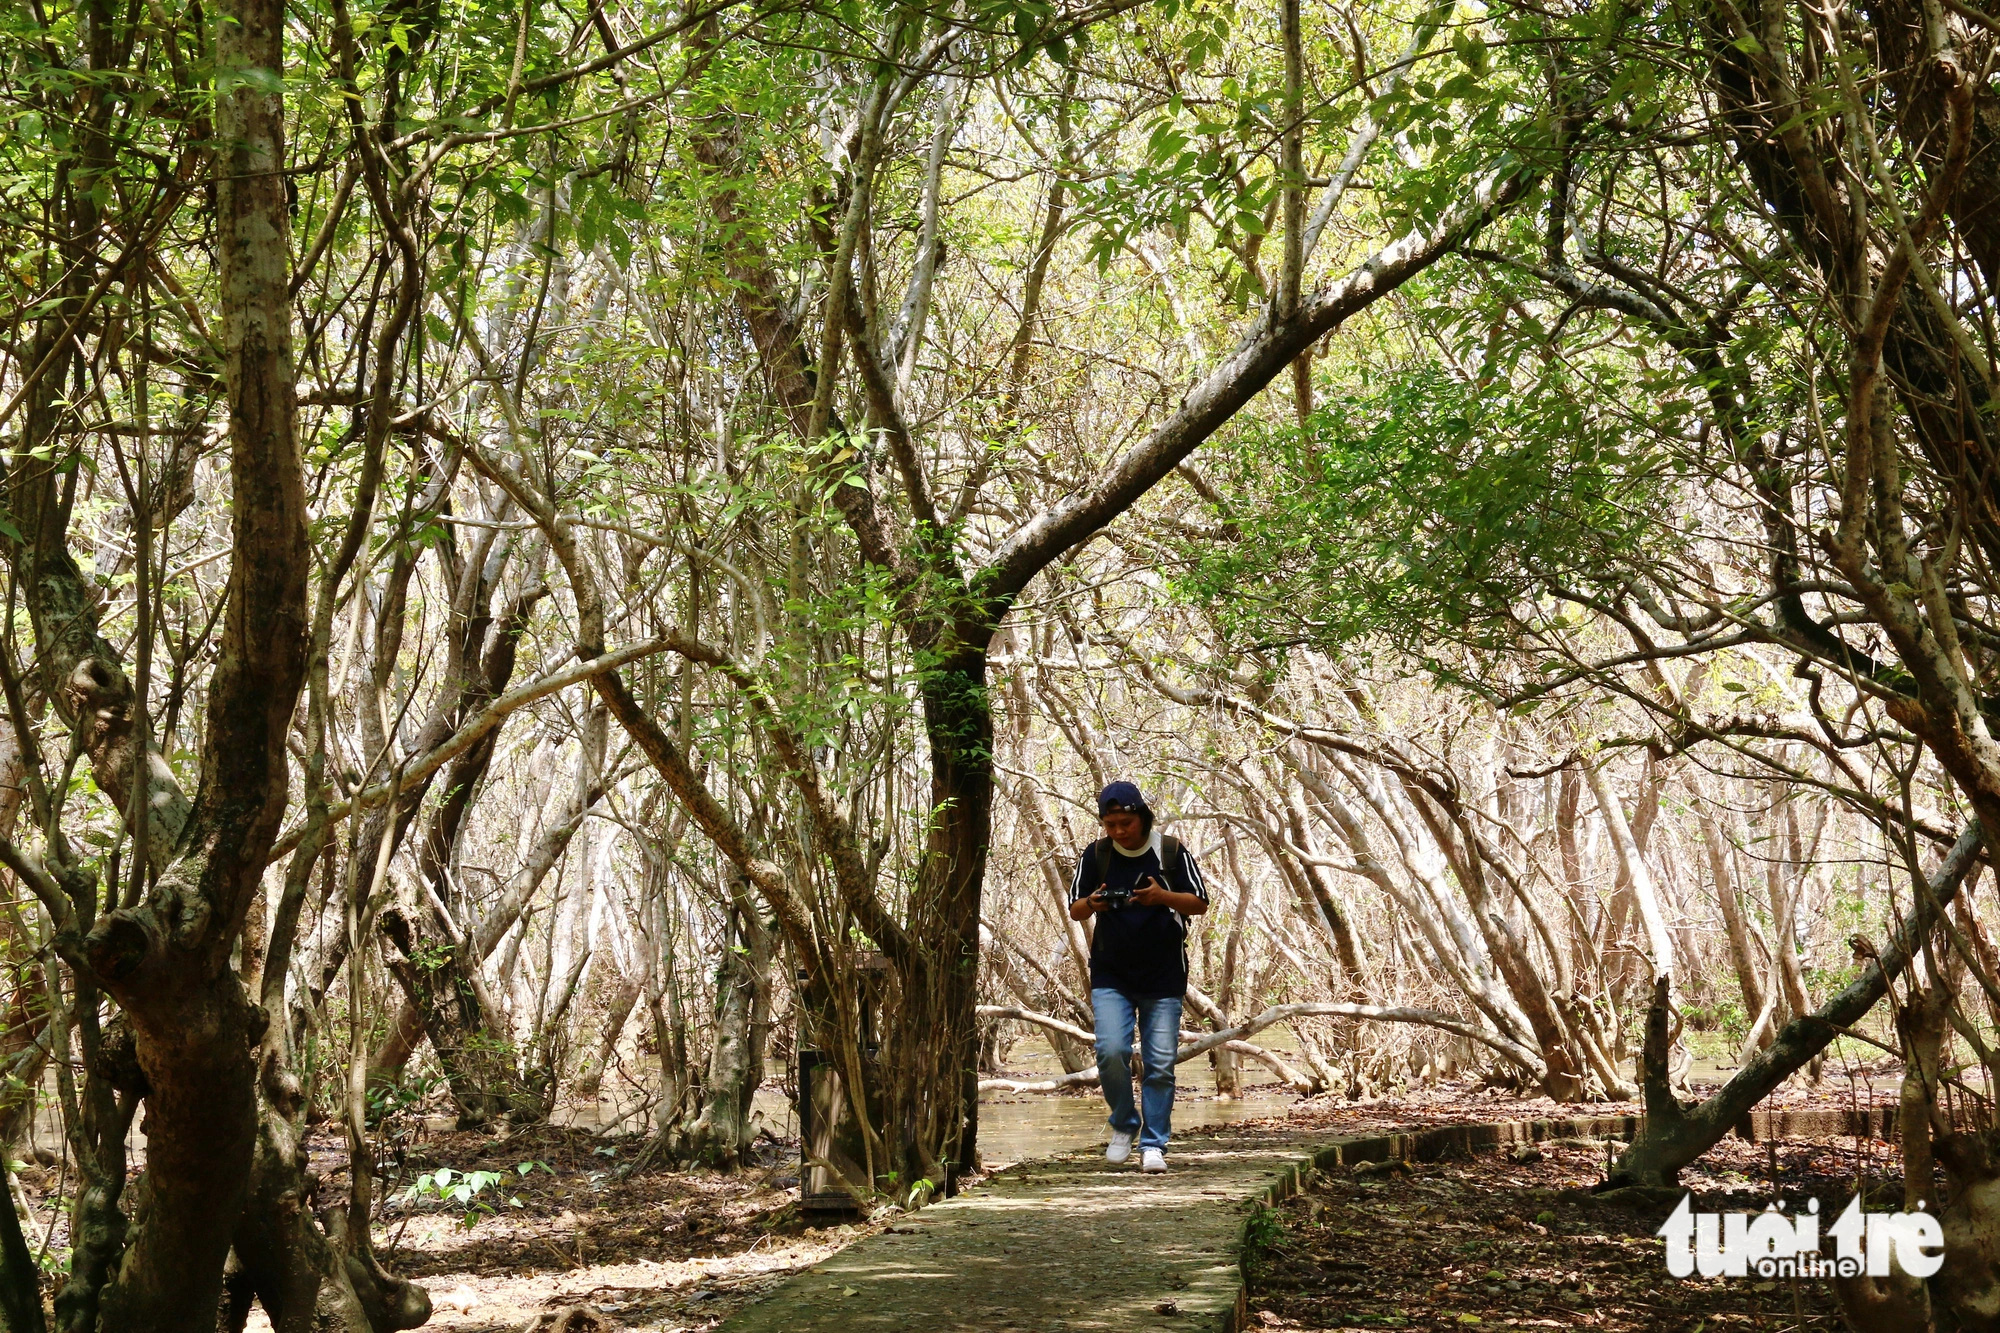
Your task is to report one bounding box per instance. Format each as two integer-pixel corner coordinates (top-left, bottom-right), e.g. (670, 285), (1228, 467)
(1244, 1134), (1903, 1332)
(322, 1123), (843, 1332)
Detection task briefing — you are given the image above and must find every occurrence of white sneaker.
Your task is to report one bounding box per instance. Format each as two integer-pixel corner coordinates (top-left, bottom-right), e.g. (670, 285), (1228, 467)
(1141, 1148), (1167, 1173)
(1106, 1130), (1135, 1164)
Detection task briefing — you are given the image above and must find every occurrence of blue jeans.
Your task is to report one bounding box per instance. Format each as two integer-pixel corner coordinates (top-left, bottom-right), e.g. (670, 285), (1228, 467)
(1092, 987), (1183, 1152)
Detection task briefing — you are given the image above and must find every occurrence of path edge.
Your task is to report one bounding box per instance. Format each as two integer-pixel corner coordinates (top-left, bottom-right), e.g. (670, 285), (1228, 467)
(1217, 1105), (1899, 1333)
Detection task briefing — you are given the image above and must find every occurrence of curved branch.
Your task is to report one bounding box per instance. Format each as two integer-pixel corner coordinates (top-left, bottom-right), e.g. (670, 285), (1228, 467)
(976, 163), (1539, 614)
(660, 631), (913, 963)
(593, 669), (819, 970)
(266, 638), (675, 861)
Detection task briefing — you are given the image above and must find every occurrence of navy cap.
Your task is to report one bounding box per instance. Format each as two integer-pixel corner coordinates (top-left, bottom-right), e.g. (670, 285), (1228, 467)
(1097, 781), (1148, 816)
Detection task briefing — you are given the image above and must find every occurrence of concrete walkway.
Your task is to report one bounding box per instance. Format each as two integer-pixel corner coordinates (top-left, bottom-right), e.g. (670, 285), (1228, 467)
(714, 1107), (1885, 1333)
(716, 1127), (1334, 1333)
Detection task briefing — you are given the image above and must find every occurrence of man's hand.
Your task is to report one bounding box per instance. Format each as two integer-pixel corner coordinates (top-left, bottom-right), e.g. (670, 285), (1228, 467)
(1130, 876), (1208, 915)
(1070, 888), (1107, 921)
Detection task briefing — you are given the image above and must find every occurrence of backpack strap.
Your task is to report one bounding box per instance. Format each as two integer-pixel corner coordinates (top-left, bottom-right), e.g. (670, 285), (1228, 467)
(1158, 834), (1185, 894)
(1157, 833), (1196, 951)
(1092, 836), (1114, 891)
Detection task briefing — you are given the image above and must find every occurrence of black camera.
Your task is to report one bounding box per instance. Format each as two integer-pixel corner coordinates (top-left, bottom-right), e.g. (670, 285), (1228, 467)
(1097, 876), (1163, 910)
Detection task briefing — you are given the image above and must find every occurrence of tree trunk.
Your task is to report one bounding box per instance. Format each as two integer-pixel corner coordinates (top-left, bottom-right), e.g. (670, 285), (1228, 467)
(1609, 824), (1981, 1187)
(365, 1006), (424, 1092)
(647, 886), (696, 1140)
(1399, 781), (1584, 1101)
(1210, 825), (1254, 1098)
(1279, 789), (1367, 982)
(379, 906), (533, 1127)
(891, 646), (991, 1180)
(1830, 982), (1951, 1330)
(1695, 797), (1768, 1043)
(1584, 760), (1676, 984)
(1765, 792), (1812, 1028)
(679, 879), (772, 1168)
(0, 1146), (44, 1333)
(1008, 782), (1093, 1006)
(576, 976), (642, 1100)
(1556, 765), (1598, 988)
(0, 724), (49, 1156)
(984, 928), (1091, 1074)
(370, 560), (554, 1113)
(370, 774), (594, 1093)
(83, 0), (313, 1316)
(379, 708), (604, 1125)
(224, 1096), (429, 1333)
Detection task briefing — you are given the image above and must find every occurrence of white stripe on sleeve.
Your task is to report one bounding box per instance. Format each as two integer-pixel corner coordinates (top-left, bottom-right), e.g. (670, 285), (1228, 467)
(1179, 844), (1208, 902)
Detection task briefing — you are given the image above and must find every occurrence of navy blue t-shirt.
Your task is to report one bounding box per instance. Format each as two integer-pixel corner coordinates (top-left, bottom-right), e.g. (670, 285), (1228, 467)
(1068, 832), (1209, 998)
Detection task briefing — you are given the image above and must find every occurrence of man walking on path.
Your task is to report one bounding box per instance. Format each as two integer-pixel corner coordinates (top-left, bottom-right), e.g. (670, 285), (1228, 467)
(1068, 781), (1209, 1172)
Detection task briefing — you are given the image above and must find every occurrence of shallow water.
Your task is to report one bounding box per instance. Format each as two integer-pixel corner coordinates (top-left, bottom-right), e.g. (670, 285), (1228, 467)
(559, 1034), (1305, 1168)
(974, 1036), (1303, 1166)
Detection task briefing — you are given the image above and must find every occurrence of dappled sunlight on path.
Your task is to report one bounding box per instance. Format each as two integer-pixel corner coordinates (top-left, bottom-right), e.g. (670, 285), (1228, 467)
(716, 1132), (1319, 1333)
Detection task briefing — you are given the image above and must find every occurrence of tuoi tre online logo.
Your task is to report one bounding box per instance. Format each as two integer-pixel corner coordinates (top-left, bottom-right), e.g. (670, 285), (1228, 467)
(1658, 1194), (1944, 1279)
